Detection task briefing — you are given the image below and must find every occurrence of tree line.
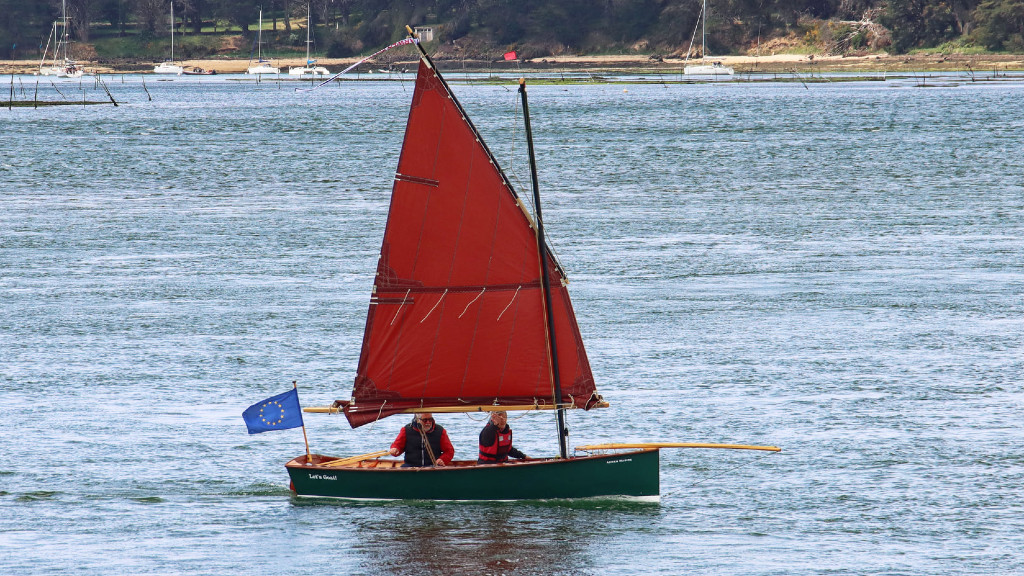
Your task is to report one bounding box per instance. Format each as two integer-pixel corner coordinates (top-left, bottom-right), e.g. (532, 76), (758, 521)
(1, 0), (1022, 60)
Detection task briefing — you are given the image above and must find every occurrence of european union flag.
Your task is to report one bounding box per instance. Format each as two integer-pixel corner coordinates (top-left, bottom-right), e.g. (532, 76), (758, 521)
(242, 388), (304, 434)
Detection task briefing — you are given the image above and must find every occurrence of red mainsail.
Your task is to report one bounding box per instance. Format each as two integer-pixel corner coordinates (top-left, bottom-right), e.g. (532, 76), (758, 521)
(343, 60), (599, 427)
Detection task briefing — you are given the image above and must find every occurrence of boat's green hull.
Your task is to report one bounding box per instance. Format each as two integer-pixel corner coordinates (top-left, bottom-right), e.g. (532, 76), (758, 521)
(286, 449), (660, 501)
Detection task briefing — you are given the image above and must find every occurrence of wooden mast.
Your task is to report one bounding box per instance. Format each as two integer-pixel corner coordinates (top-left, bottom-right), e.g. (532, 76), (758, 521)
(519, 78), (569, 460)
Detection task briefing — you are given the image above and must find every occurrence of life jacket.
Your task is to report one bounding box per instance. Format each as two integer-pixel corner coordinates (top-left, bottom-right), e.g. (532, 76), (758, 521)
(478, 423), (513, 463)
(404, 421), (444, 467)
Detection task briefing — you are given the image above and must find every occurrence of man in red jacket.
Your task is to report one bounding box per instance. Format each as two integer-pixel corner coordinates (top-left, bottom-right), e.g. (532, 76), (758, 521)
(389, 413), (454, 467)
(478, 411), (528, 464)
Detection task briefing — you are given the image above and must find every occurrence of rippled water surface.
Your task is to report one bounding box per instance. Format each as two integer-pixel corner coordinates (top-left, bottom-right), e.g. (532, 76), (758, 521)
(2, 72), (1023, 575)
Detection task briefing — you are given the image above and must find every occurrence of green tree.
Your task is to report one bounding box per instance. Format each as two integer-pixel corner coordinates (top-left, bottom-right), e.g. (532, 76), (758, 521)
(883, 0), (959, 52)
(974, 0), (1024, 49)
(0, 0), (54, 58)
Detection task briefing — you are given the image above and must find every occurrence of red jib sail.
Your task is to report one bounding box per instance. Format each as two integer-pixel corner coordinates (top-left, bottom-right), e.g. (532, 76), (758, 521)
(343, 60), (599, 427)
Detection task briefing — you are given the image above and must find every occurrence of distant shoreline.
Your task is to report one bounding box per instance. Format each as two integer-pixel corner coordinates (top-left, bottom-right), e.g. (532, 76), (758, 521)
(2, 52), (1023, 76)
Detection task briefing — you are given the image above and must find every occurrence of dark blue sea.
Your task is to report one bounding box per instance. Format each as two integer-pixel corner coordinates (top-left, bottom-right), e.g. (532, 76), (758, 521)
(2, 69), (1023, 575)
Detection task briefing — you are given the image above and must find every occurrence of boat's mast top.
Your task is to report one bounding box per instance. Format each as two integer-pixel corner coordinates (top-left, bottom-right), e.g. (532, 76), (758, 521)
(702, 0), (707, 58)
(61, 0), (68, 61)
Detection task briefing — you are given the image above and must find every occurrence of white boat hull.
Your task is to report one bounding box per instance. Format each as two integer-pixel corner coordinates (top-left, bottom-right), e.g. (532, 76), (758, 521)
(684, 63), (734, 76)
(288, 66), (330, 76)
(247, 65), (281, 75)
(154, 62), (184, 75)
(684, 63), (733, 75)
(39, 60), (84, 78)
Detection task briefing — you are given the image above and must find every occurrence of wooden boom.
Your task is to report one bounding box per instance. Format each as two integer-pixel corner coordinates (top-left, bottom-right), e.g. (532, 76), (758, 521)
(575, 442), (781, 452)
(303, 401), (610, 414)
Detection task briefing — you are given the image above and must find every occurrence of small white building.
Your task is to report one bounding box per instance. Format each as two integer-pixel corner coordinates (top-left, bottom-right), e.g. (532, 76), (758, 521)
(414, 27), (434, 42)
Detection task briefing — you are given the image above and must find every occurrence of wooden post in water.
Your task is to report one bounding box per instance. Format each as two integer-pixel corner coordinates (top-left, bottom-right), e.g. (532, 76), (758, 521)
(519, 78), (569, 460)
(51, 80), (67, 101)
(95, 75), (117, 106)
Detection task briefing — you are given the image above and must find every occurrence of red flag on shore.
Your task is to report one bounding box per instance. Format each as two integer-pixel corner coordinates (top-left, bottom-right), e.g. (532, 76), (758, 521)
(503, 51), (517, 61)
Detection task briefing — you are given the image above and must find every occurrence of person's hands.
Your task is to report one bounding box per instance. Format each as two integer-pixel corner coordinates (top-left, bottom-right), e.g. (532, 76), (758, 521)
(389, 447), (399, 456)
(435, 460), (446, 467)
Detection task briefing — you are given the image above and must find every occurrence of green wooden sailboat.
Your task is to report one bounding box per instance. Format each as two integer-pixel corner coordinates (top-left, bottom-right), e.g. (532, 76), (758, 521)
(283, 28), (778, 501)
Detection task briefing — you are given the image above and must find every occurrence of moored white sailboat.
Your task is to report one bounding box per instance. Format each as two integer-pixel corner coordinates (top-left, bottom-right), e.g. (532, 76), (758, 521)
(288, 4), (329, 77)
(684, 0), (734, 76)
(38, 22), (61, 76)
(38, 0), (84, 78)
(247, 10), (280, 75)
(154, 0), (184, 74)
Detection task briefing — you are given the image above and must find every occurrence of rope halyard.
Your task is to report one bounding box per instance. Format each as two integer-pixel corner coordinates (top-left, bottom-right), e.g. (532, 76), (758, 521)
(509, 408), (532, 422)
(361, 399), (389, 433)
(417, 425), (439, 466)
(507, 90), (525, 192)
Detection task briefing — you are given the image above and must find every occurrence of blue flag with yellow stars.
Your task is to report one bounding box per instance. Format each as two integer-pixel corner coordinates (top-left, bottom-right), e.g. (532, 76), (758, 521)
(242, 388), (304, 434)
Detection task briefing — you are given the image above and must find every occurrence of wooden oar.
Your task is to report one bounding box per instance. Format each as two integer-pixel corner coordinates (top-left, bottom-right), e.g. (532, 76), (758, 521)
(575, 442), (781, 453)
(320, 450), (390, 468)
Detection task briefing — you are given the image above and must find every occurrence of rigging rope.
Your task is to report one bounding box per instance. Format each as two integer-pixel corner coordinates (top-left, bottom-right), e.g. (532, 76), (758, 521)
(361, 400), (388, 433)
(417, 424), (439, 466)
(503, 88), (567, 279)
(685, 4), (706, 63)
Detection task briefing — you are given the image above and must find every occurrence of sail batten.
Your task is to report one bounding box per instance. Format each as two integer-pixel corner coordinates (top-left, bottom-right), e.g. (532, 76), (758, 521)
(345, 58), (598, 428)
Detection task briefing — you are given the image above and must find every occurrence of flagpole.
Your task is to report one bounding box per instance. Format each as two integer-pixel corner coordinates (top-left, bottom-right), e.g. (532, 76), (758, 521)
(294, 381), (312, 463)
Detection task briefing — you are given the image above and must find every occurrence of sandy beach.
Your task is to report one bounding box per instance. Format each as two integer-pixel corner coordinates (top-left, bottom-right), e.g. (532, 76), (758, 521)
(2, 52), (1023, 76)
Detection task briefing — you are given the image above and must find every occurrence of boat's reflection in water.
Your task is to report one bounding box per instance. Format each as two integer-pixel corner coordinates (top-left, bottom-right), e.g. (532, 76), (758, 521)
(295, 497), (657, 574)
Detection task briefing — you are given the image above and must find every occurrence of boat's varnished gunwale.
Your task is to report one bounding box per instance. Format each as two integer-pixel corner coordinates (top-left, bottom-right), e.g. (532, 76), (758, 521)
(286, 448), (660, 500)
